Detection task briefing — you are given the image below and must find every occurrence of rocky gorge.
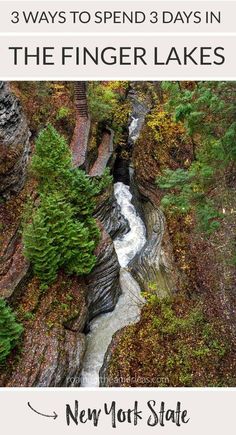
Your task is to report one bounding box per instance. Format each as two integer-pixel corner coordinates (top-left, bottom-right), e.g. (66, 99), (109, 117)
(0, 81), (235, 387)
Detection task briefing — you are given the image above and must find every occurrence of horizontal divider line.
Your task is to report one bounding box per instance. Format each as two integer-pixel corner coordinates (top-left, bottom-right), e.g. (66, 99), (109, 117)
(0, 32), (236, 36)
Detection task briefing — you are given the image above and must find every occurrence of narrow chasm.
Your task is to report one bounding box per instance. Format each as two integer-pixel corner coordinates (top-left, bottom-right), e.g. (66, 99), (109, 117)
(1, 81), (235, 388)
(80, 106), (147, 387)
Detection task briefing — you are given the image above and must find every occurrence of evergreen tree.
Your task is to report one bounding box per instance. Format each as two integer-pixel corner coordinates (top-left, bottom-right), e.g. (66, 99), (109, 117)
(23, 207), (61, 284)
(23, 125), (108, 285)
(157, 82), (236, 233)
(31, 123), (72, 194)
(24, 193), (98, 283)
(0, 299), (23, 364)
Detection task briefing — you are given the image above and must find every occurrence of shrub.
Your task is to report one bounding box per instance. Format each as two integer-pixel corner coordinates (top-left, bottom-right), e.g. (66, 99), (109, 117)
(0, 299), (23, 365)
(56, 106), (71, 121)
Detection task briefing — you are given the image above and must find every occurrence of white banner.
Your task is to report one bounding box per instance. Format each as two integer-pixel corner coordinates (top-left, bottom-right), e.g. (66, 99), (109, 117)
(0, 34), (235, 80)
(0, 1), (234, 33)
(0, 388), (235, 435)
(0, 0), (235, 79)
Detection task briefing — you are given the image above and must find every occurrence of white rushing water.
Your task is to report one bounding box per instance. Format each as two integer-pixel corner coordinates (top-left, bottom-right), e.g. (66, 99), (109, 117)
(113, 182), (146, 267)
(80, 182), (146, 387)
(129, 116), (139, 142)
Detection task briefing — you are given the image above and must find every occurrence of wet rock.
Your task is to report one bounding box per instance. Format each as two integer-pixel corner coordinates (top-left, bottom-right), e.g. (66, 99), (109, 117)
(113, 156), (130, 185)
(7, 326), (86, 387)
(2, 276), (87, 387)
(128, 88), (149, 146)
(100, 200), (179, 386)
(0, 228), (30, 299)
(128, 103), (179, 297)
(99, 328), (124, 387)
(0, 82), (30, 198)
(89, 129), (114, 177)
(129, 101), (180, 297)
(34, 329), (86, 387)
(65, 302), (88, 333)
(86, 225), (121, 320)
(71, 116), (91, 170)
(129, 200), (178, 297)
(94, 187), (129, 239)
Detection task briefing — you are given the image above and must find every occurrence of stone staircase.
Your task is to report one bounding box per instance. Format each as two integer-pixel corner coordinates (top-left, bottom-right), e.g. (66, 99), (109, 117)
(74, 82), (88, 118)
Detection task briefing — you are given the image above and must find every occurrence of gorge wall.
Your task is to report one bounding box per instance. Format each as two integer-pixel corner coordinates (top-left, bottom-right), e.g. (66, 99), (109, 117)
(0, 82), (30, 198)
(0, 81), (128, 387)
(1, 81), (235, 388)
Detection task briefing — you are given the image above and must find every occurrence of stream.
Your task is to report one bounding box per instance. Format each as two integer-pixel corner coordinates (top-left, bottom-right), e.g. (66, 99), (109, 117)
(80, 181), (147, 387)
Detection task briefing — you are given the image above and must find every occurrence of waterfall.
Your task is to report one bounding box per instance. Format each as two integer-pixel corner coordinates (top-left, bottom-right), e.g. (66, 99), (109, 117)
(113, 182), (146, 267)
(80, 182), (146, 387)
(129, 116), (139, 142)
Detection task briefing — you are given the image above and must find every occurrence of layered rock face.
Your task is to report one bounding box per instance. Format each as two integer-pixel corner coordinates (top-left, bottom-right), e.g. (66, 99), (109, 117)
(70, 83), (127, 320)
(86, 225), (121, 320)
(130, 200), (177, 296)
(127, 88), (178, 296)
(87, 183), (130, 320)
(2, 276), (87, 387)
(99, 88), (181, 385)
(0, 233), (30, 299)
(0, 83), (31, 300)
(0, 81), (131, 387)
(94, 187), (129, 240)
(0, 82), (30, 198)
(89, 129), (114, 177)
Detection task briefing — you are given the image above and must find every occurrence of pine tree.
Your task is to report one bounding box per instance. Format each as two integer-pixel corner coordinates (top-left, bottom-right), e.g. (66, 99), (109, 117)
(62, 219), (97, 276)
(23, 125), (109, 285)
(31, 123), (72, 194)
(24, 192), (99, 285)
(23, 208), (61, 284)
(0, 299), (23, 364)
(23, 125), (110, 285)
(157, 82), (236, 233)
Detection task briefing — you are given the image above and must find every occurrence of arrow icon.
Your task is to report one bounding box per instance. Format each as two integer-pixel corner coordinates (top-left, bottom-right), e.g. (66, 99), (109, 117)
(27, 402), (58, 420)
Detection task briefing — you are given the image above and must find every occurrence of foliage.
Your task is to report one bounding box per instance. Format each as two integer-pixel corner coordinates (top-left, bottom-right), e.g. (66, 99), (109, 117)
(147, 109), (185, 146)
(138, 107), (188, 173)
(0, 299), (23, 365)
(14, 82), (75, 138)
(163, 81), (236, 164)
(23, 193), (98, 284)
(87, 82), (131, 143)
(106, 293), (232, 387)
(88, 82), (118, 123)
(157, 165), (221, 233)
(23, 124), (109, 285)
(56, 106), (71, 121)
(91, 168), (113, 195)
(157, 82), (236, 233)
(31, 124), (72, 193)
(147, 296), (228, 385)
